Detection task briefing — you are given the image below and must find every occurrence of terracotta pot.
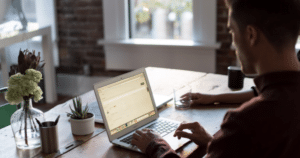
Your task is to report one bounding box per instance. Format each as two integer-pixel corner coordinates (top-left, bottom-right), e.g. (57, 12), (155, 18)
(70, 113), (95, 135)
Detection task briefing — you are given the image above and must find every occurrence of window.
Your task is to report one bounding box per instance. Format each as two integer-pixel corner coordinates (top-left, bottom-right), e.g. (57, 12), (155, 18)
(129, 0), (193, 40)
(0, 0), (59, 67)
(101, 0), (218, 72)
(0, 0), (38, 38)
(102, 0), (217, 44)
(21, 0), (37, 22)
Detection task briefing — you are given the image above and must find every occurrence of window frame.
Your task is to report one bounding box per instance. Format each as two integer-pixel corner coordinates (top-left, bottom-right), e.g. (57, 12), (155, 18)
(100, 0), (220, 73)
(102, 0), (218, 46)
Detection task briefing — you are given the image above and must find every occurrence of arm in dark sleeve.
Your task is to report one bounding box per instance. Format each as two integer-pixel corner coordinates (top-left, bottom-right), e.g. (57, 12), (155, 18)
(205, 111), (252, 158)
(146, 138), (181, 158)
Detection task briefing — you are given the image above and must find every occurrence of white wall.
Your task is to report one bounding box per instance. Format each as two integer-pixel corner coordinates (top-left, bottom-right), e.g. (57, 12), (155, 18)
(105, 45), (216, 73)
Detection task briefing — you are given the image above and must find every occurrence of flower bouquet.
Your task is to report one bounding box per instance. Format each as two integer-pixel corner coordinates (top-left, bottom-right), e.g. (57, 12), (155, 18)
(6, 49), (45, 149)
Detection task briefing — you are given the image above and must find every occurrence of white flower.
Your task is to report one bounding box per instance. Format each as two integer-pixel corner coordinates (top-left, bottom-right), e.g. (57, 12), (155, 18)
(24, 69), (42, 83)
(5, 69), (43, 105)
(33, 86), (43, 103)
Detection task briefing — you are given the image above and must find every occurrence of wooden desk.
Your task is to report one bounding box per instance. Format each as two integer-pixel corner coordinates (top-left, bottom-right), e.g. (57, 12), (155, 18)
(0, 67), (255, 158)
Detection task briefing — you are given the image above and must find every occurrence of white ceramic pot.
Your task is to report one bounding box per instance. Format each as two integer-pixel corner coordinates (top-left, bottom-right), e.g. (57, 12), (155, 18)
(70, 113), (95, 135)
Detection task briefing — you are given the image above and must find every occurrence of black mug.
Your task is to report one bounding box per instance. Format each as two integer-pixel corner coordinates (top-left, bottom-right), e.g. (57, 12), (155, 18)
(228, 66), (244, 89)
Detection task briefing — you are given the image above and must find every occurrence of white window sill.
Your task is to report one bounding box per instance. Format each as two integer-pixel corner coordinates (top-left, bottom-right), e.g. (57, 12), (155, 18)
(231, 44), (300, 51)
(97, 39), (221, 49)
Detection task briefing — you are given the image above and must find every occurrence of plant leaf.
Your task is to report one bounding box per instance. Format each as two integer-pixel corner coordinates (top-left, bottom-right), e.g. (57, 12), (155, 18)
(77, 97), (82, 113)
(18, 49), (26, 74)
(9, 65), (18, 77)
(76, 97), (80, 113)
(69, 105), (75, 115)
(74, 110), (82, 118)
(72, 98), (77, 113)
(68, 105), (79, 118)
(66, 112), (72, 117)
(37, 63), (45, 71)
(83, 106), (89, 116)
(70, 108), (80, 118)
(69, 97), (87, 119)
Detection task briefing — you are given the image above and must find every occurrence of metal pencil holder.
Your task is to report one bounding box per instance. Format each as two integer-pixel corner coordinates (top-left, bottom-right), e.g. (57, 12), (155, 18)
(39, 121), (59, 154)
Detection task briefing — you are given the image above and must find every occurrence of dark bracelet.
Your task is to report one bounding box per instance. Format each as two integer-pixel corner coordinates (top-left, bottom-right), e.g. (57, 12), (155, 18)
(251, 86), (258, 96)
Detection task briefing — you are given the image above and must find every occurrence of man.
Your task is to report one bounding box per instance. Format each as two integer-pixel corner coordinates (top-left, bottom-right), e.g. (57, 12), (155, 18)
(131, 0), (300, 157)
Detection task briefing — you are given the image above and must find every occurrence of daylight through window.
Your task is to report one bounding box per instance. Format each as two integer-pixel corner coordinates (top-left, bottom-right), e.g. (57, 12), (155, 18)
(129, 0), (193, 40)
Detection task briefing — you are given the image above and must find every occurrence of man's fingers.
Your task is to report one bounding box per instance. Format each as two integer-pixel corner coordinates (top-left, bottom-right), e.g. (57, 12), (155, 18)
(174, 131), (193, 140)
(181, 93), (191, 98)
(176, 122), (198, 132)
(132, 132), (141, 140)
(142, 128), (153, 132)
(190, 93), (201, 99)
(136, 130), (144, 135)
(181, 92), (200, 99)
(191, 99), (205, 105)
(131, 139), (138, 146)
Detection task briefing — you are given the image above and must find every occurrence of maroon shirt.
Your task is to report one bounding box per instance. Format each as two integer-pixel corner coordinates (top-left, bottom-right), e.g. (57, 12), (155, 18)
(146, 71), (300, 158)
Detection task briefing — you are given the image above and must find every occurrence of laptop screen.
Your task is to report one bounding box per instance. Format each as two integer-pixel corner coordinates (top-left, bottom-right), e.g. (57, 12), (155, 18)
(97, 73), (156, 135)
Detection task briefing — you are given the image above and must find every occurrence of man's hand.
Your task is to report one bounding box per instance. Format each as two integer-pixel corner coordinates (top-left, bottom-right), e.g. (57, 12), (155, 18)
(181, 93), (216, 105)
(131, 128), (168, 153)
(173, 122), (212, 146)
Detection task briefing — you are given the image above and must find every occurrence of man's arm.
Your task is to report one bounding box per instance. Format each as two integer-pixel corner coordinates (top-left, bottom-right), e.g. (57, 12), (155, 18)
(205, 111), (252, 158)
(132, 129), (181, 158)
(184, 88), (257, 105)
(146, 139), (180, 158)
(145, 110), (251, 158)
(213, 89), (256, 104)
(132, 121), (213, 158)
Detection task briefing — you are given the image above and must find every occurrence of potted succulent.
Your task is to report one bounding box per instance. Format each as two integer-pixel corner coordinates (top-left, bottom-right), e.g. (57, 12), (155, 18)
(67, 97), (95, 135)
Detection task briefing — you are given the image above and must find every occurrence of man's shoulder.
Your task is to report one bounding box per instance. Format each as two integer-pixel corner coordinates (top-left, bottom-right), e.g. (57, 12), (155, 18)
(221, 96), (273, 127)
(237, 95), (268, 113)
(236, 94), (299, 116)
(226, 95), (264, 119)
(223, 95), (299, 131)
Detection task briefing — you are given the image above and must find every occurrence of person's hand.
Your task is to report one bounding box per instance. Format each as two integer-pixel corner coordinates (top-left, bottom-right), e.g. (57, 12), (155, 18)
(181, 93), (216, 105)
(173, 122), (212, 146)
(131, 128), (168, 153)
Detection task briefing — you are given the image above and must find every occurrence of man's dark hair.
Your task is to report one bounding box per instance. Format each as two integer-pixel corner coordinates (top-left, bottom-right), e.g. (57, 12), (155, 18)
(225, 0), (300, 50)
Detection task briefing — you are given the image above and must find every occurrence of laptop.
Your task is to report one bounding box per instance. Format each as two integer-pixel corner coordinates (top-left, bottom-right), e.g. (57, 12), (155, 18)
(93, 67), (190, 153)
(89, 94), (173, 123)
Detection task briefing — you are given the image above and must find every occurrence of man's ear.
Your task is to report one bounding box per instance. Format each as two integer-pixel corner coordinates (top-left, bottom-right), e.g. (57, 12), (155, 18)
(246, 25), (258, 47)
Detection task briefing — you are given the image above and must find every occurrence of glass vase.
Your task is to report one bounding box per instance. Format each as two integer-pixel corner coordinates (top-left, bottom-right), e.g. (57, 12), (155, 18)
(10, 98), (45, 149)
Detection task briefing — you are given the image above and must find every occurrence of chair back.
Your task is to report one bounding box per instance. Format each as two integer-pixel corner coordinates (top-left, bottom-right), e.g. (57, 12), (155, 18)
(0, 87), (19, 128)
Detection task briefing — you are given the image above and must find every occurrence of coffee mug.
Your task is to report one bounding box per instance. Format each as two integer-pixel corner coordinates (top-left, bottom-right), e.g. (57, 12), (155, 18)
(228, 66), (244, 89)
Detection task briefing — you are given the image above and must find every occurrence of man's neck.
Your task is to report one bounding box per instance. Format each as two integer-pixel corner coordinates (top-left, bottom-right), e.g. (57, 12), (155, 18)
(255, 49), (300, 75)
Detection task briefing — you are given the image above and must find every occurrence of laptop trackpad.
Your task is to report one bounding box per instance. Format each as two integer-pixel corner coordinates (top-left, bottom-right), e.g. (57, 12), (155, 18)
(165, 131), (191, 150)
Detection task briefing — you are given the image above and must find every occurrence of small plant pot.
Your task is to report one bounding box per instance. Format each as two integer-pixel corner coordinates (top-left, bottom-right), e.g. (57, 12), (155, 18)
(70, 113), (95, 135)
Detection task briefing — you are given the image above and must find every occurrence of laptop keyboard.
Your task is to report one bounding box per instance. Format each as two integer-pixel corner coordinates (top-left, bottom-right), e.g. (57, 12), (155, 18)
(120, 120), (179, 145)
(121, 135), (134, 145)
